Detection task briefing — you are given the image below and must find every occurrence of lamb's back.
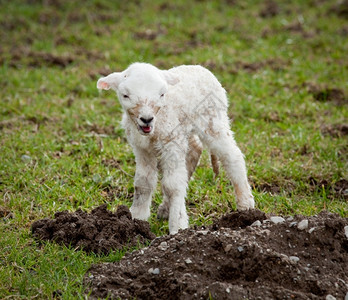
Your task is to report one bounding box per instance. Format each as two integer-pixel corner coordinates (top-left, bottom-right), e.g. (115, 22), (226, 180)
(166, 65), (228, 111)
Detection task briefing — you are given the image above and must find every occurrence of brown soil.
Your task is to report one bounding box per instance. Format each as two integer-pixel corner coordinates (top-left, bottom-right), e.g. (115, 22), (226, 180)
(321, 123), (348, 138)
(8, 49), (75, 68)
(85, 210), (348, 300)
(259, 0), (280, 18)
(306, 84), (348, 106)
(31, 204), (155, 254)
(330, 0), (348, 19)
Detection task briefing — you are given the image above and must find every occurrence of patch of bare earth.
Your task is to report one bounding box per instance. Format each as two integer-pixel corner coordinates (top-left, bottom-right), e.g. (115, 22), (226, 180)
(321, 123), (348, 138)
(259, 0), (280, 18)
(306, 83), (348, 106)
(31, 205), (155, 254)
(85, 210), (348, 299)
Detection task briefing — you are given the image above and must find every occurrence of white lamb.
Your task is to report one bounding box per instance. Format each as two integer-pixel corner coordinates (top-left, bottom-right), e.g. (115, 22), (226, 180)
(97, 63), (254, 234)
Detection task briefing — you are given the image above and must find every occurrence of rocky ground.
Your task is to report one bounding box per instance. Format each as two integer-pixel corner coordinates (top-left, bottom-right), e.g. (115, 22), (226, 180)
(32, 206), (348, 299)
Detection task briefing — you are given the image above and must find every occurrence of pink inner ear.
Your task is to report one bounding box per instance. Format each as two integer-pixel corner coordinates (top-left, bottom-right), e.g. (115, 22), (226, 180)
(100, 81), (109, 90)
(98, 80), (110, 90)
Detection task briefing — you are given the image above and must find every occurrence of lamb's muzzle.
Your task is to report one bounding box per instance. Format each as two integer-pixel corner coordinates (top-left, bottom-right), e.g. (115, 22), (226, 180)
(97, 62), (255, 234)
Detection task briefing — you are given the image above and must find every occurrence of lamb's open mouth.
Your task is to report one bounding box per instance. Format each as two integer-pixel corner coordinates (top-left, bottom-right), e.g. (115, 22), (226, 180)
(138, 125), (152, 134)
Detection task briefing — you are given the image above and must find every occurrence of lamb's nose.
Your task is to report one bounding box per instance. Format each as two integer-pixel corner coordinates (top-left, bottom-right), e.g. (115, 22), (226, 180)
(140, 117), (154, 124)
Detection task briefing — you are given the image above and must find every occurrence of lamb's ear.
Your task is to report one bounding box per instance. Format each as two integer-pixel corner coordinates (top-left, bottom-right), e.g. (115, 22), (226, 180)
(161, 70), (179, 86)
(97, 72), (123, 90)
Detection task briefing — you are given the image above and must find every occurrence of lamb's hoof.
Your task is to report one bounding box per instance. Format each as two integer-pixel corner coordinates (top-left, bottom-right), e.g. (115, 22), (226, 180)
(157, 203), (169, 220)
(130, 205), (150, 221)
(236, 196), (255, 210)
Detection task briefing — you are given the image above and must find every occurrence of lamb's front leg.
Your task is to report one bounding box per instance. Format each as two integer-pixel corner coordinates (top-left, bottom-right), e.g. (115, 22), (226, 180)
(130, 149), (158, 221)
(160, 147), (189, 234)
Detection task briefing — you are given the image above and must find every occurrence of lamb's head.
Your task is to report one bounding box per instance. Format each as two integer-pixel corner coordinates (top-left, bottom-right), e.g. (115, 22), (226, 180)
(97, 63), (179, 135)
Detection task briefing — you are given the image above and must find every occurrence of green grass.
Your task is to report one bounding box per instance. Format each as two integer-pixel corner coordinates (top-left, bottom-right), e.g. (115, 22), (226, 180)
(0, 0), (347, 298)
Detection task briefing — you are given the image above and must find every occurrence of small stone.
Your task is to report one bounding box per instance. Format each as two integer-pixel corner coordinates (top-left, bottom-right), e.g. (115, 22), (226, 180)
(148, 267), (160, 275)
(289, 256), (300, 263)
(325, 295), (336, 300)
(197, 230), (208, 235)
(287, 216), (294, 221)
(237, 246), (244, 252)
(270, 216), (285, 224)
(226, 288), (230, 293)
(152, 268), (160, 275)
(158, 241), (169, 251)
(308, 227), (316, 234)
(251, 220), (262, 227)
(185, 258), (192, 264)
(289, 221), (297, 227)
(21, 155), (31, 163)
(344, 226), (348, 239)
(224, 244), (233, 253)
(297, 219), (309, 230)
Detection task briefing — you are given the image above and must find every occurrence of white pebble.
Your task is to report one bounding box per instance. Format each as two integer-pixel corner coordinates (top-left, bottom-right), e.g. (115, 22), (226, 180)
(308, 227), (316, 234)
(289, 256), (300, 263)
(251, 220), (262, 227)
(224, 244), (233, 253)
(289, 221), (298, 227)
(185, 258), (192, 264)
(152, 268), (160, 275)
(344, 226), (348, 239)
(297, 219), (308, 230)
(326, 295), (336, 300)
(270, 216), (285, 224)
(237, 246), (244, 252)
(197, 230), (208, 235)
(158, 241), (169, 251)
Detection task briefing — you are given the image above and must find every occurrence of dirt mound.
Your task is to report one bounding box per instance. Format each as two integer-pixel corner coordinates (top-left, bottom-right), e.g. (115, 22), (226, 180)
(85, 210), (348, 299)
(212, 208), (267, 230)
(31, 204), (155, 254)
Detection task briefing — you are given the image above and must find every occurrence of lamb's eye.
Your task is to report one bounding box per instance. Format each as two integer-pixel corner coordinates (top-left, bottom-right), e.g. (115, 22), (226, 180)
(123, 94), (129, 99)
(160, 94), (164, 97)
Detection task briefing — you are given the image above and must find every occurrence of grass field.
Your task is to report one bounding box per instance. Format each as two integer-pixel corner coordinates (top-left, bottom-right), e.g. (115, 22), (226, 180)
(0, 0), (347, 298)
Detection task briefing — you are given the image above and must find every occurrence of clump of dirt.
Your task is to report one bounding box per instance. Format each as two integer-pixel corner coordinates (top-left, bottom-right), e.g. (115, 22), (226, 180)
(330, 0), (348, 19)
(259, 0), (280, 18)
(134, 27), (167, 40)
(309, 176), (348, 200)
(307, 83), (348, 106)
(321, 123), (348, 138)
(31, 205), (155, 254)
(8, 48), (74, 68)
(234, 59), (287, 73)
(85, 210), (348, 299)
(212, 209), (266, 230)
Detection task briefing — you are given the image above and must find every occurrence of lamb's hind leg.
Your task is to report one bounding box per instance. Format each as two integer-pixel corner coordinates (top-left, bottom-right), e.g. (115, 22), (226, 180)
(205, 132), (254, 210)
(186, 135), (203, 180)
(130, 149), (158, 221)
